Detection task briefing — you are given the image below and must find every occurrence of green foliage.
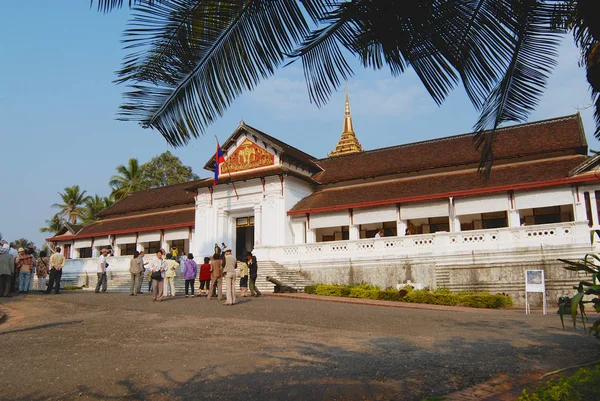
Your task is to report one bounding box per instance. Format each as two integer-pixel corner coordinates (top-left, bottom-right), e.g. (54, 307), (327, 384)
(138, 151), (199, 189)
(52, 185), (91, 224)
(558, 253), (600, 337)
(81, 195), (114, 224)
(303, 284), (512, 309)
(39, 214), (64, 234)
(13, 238), (36, 252)
(518, 365), (600, 401)
(110, 158), (144, 201)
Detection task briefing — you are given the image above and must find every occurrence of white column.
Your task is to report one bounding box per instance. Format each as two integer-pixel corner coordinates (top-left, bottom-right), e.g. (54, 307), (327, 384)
(136, 243), (144, 253)
(72, 248), (80, 259)
(114, 245), (122, 256)
(306, 229), (316, 243)
(573, 187), (587, 222)
(508, 209), (521, 227)
(397, 220), (407, 236)
(254, 204), (263, 247)
(349, 224), (360, 240)
(590, 191), (599, 227)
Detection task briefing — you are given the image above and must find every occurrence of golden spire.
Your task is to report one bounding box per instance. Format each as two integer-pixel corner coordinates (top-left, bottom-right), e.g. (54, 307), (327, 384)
(329, 82), (363, 157)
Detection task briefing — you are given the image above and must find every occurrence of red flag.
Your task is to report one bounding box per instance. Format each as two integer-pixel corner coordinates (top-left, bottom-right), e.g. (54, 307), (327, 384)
(214, 143), (225, 184)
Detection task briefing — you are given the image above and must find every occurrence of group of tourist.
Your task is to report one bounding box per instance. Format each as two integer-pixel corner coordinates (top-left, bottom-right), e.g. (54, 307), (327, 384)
(126, 246), (261, 305)
(0, 241), (66, 297)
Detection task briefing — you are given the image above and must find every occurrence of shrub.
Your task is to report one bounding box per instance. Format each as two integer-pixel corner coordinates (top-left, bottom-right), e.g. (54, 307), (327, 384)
(518, 365), (600, 400)
(314, 284), (346, 297)
(304, 285), (317, 294)
(377, 289), (401, 301)
(348, 287), (380, 299)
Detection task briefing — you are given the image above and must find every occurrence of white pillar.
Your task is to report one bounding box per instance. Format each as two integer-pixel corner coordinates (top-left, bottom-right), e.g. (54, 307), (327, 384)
(72, 248), (80, 259)
(349, 224), (360, 240)
(254, 204), (263, 247)
(508, 209), (521, 227)
(307, 229), (316, 243)
(573, 187), (587, 222)
(397, 220), (407, 236)
(590, 191), (599, 227)
(114, 245), (122, 256)
(136, 243), (144, 253)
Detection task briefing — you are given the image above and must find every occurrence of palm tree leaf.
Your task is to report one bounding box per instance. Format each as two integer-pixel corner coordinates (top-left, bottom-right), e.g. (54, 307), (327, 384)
(473, 1), (562, 176)
(117, 0), (313, 146)
(91, 0), (159, 13)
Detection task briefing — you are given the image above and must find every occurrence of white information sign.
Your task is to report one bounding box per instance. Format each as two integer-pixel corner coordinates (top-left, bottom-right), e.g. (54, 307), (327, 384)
(525, 270), (547, 315)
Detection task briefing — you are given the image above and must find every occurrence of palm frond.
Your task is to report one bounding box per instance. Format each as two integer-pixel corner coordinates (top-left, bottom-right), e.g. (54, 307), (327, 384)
(91, 0), (159, 13)
(473, 1), (562, 176)
(117, 0), (312, 146)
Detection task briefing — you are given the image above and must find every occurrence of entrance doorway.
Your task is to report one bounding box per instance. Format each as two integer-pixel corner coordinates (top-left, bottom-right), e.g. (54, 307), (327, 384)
(235, 216), (255, 260)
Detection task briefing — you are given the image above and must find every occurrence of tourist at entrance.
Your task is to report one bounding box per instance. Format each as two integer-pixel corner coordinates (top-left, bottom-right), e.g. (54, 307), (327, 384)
(247, 252), (261, 297)
(95, 248), (109, 293)
(213, 243), (221, 257)
(129, 251), (143, 296)
(0, 247), (15, 297)
(16, 248), (34, 293)
(183, 253), (197, 297)
(164, 253), (179, 297)
(223, 249), (237, 305)
(207, 253), (223, 301)
(36, 250), (49, 292)
(149, 250), (167, 301)
(239, 258), (249, 297)
(199, 257), (211, 295)
(375, 229), (384, 238)
(137, 251), (147, 294)
(46, 247), (65, 294)
(171, 246), (179, 260)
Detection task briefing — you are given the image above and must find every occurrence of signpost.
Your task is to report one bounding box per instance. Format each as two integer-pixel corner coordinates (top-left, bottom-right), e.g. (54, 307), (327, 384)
(525, 270), (546, 315)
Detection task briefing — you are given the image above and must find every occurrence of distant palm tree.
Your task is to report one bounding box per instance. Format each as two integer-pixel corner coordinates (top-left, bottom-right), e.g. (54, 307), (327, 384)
(52, 185), (91, 224)
(110, 158), (143, 201)
(82, 195), (115, 224)
(39, 214), (64, 234)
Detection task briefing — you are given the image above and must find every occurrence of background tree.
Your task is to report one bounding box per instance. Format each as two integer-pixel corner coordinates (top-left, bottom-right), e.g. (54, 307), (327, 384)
(52, 185), (91, 224)
(139, 151), (199, 189)
(92, 0), (600, 174)
(40, 214), (64, 234)
(109, 158), (143, 200)
(14, 238), (36, 251)
(81, 195), (114, 224)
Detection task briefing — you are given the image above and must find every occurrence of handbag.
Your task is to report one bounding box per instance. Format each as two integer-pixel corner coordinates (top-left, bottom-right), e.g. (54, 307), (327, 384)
(151, 270), (162, 280)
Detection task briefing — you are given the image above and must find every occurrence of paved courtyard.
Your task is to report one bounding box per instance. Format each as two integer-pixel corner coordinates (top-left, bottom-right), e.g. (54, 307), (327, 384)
(0, 292), (598, 401)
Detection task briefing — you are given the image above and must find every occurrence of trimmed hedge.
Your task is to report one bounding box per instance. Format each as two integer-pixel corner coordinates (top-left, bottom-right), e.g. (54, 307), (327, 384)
(304, 284), (512, 309)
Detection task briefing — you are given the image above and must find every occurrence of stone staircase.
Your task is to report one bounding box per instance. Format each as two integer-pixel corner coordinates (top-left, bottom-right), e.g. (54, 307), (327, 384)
(62, 260), (312, 294)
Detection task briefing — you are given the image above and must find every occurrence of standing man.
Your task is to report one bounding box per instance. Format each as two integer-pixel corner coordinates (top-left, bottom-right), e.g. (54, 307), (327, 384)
(137, 251), (148, 294)
(246, 252), (261, 297)
(223, 249), (237, 305)
(95, 248), (109, 293)
(15, 248), (34, 293)
(46, 247), (66, 294)
(8, 242), (18, 293)
(0, 247), (15, 297)
(129, 251), (144, 296)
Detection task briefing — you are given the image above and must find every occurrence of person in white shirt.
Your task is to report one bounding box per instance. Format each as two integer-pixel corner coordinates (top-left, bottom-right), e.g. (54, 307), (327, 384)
(95, 248), (109, 293)
(375, 229), (384, 238)
(149, 250), (167, 302)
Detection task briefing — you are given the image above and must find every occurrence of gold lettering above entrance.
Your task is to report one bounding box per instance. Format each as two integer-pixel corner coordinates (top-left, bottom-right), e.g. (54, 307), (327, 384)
(221, 139), (275, 174)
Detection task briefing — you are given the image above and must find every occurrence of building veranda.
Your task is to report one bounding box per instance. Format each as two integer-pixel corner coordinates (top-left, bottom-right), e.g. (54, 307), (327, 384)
(48, 96), (600, 306)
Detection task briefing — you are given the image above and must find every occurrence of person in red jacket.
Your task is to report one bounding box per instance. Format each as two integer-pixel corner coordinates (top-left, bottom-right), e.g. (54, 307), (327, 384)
(198, 257), (212, 296)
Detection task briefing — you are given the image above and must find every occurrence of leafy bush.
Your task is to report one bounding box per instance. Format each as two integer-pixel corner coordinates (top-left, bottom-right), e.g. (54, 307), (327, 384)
(304, 284), (512, 309)
(518, 365), (600, 400)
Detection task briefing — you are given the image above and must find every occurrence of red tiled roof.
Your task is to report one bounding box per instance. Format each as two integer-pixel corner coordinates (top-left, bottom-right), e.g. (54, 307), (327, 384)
(47, 209), (195, 241)
(98, 181), (200, 217)
(289, 156), (593, 214)
(312, 114), (586, 184)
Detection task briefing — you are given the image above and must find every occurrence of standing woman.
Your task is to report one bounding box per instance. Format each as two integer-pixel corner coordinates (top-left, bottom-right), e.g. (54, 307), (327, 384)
(129, 251), (143, 296)
(36, 251), (49, 292)
(149, 250), (167, 302)
(207, 253), (223, 301)
(198, 257), (211, 296)
(183, 253), (198, 297)
(238, 258), (249, 297)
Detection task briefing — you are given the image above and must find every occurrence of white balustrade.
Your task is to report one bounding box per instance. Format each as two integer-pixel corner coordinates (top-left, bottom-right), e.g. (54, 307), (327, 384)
(256, 221), (592, 264)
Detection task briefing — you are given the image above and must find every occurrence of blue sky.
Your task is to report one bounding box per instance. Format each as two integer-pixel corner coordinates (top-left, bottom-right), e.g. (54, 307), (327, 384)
(1, 1), (598, 248)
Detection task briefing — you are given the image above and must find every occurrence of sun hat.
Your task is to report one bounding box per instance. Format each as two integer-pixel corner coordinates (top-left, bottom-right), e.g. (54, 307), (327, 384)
(18, 247), (25, 252)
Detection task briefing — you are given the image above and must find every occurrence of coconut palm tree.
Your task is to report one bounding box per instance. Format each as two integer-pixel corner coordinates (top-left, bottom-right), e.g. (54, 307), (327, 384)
(81, 195), (115, 224)
(109, 158), (143, 200)
(52, 185), (91, 224)
(93, 0), (599, 173)
(39, 214), (64, 234)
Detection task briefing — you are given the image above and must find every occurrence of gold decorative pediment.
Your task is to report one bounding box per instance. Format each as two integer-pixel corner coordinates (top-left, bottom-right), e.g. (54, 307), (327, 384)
(221, 138), (275, 174)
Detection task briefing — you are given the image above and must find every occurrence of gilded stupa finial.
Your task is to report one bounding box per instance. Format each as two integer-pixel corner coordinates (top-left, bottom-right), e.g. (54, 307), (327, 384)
(328, 81), (363, 157)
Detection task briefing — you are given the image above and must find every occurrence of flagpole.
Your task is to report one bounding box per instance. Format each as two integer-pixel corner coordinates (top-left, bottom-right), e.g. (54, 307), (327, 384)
(215, 135), (239, 200)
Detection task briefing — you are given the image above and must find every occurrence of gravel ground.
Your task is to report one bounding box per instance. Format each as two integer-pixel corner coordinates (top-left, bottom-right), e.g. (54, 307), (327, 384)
(0, 291), (597, 401)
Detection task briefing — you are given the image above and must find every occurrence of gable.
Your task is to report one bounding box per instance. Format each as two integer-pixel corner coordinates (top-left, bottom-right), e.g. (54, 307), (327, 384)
(221, 138), (275, 174)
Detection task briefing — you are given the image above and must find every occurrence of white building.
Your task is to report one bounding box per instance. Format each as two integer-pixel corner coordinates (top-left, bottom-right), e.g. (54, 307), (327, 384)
(49, 96), (600, 305)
